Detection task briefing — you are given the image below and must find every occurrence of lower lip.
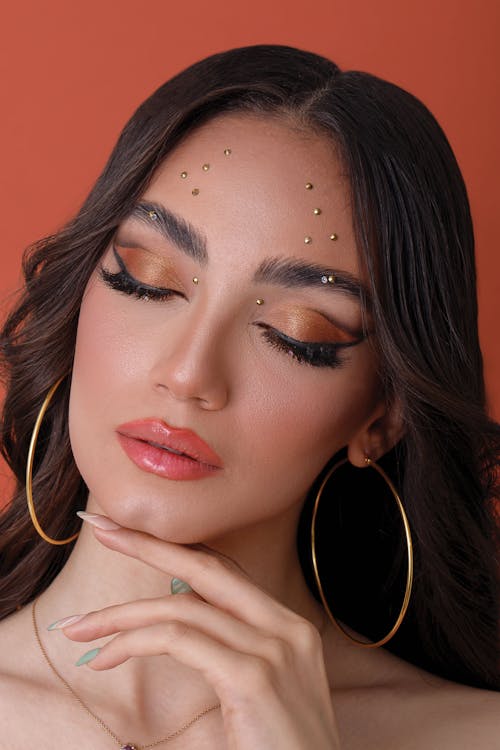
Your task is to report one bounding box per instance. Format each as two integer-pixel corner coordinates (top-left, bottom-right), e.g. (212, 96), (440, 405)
(116, 434), (221, 480)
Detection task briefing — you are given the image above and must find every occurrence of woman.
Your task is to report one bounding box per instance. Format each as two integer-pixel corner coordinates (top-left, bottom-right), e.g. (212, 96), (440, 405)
(0, 44), (499, 749)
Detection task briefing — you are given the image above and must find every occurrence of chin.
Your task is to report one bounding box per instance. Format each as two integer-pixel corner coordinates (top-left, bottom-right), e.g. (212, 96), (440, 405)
(83, 486), (241, 544)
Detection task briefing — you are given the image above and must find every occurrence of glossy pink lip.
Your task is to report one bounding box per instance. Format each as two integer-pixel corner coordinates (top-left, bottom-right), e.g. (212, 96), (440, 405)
(116, 419), (223, 480)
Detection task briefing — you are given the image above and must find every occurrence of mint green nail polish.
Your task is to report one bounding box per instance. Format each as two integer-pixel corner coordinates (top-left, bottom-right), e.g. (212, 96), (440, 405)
(170, 577), (193, 595)
(75, 647), (100, 666)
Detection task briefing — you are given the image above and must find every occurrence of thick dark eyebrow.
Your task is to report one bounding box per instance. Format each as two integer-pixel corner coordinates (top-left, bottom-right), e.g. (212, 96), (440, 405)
(126, 201), (208, 264)
(254, 257), (372, 312)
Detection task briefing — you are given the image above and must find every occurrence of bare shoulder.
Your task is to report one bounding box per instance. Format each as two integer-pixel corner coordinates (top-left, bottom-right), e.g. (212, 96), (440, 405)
(0, 606), (50, 708)
(413, 678), (500, 748)
(0, 607), (88, 749)
(329, 637), (500, 750)
(0, 607), (31, 677)
(379, 662), (500, 749)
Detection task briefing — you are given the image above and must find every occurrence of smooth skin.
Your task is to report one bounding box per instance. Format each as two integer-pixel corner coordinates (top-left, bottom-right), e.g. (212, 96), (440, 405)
(0, 114), (498, 749)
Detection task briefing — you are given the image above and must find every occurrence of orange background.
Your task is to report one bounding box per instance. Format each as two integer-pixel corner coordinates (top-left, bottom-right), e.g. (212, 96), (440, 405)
(1, 0), (499, 501)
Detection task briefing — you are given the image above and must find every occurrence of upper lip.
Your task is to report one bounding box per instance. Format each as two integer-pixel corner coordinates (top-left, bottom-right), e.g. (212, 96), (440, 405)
(116, 418), (223, 469)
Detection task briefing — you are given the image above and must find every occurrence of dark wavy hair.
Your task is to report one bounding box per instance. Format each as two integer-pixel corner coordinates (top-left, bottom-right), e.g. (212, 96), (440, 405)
(1, 44), (499, 690)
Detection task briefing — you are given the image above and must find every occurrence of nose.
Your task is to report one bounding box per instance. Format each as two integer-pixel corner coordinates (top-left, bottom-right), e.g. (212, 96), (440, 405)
(149, 309), (230, 410)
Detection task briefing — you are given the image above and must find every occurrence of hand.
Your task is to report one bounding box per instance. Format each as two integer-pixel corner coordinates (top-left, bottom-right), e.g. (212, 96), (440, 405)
(55, 514), (341, 750)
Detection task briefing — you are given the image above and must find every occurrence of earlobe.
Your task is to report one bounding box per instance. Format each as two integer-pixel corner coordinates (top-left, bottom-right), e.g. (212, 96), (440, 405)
(347, 396), (406, 467)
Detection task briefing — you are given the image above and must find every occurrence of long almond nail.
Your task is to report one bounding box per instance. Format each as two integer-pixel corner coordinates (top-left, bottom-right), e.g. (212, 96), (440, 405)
(75, 647), (101, 666)
(47, 614), (86, 631)
(76, 512), (123, 530)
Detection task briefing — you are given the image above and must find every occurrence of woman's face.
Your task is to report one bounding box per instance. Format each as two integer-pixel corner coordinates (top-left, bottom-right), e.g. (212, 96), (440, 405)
(69, 114), (384, 542)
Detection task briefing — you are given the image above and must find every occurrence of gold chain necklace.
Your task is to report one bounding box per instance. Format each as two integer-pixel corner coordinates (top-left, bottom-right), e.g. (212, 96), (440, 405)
(32, 596), (221, 749)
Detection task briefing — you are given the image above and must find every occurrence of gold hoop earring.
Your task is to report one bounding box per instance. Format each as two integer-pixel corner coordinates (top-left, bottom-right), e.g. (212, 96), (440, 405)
(26, 375), (80, 546)
(311, 456), (413, 648)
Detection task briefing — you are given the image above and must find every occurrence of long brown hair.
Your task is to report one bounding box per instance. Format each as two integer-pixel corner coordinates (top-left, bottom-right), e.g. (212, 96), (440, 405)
(1, 44), (499, 689)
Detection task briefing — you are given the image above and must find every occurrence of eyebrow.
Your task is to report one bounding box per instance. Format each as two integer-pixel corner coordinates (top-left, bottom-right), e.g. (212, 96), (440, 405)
(127, 200), (371, 310)
(128, 201), (208, 264)
(254, 257), (372, 311)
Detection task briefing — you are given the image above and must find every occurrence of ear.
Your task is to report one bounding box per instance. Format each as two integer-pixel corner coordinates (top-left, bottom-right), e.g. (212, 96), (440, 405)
(346, 395), (405, 468)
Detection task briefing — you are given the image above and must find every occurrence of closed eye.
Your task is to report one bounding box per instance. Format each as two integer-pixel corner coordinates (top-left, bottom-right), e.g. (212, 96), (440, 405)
(98, 246), (182, 302)
(256, 323), (363, 369)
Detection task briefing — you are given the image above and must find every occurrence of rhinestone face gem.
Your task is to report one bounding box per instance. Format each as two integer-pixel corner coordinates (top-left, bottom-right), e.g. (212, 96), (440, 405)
(148, 210), (158, 220)
(192, 188), (200, 196)
(329, 233), (338, 241)
(202, 163), (210, 171)
(180, 171), (188, 179)
(304, 236), (312, 244)
(121, 745), (137, 750)
(305, 182), (313, 190)
(223, 148), (231, 155)
(313, 208), (321, 215)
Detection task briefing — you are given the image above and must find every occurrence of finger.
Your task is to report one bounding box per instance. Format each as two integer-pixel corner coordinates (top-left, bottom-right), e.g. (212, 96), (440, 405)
(61, 594), (302, 667)
(90, 522), (302, 633)
(79, 619), (278, 704)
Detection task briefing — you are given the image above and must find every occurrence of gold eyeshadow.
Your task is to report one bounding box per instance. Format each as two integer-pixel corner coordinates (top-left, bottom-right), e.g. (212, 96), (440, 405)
(114, 245), (184, 290)
(266, 307), (358, 344)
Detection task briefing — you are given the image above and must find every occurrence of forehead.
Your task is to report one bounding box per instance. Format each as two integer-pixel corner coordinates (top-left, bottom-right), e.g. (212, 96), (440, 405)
(143, 113), (359, 277)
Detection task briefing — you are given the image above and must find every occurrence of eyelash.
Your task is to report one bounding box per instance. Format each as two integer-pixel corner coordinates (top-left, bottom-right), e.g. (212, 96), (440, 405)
(256, 324), (347, 369)
(98, 258), (352, 370)
(98, 266), (177, 302)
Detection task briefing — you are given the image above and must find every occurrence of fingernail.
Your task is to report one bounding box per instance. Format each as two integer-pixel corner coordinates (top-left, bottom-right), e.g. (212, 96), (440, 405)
(47, 614), (86, 630)
(75, 647), (101, 666)
(170, 577), (194, 595)
(76, 512), (123, 530)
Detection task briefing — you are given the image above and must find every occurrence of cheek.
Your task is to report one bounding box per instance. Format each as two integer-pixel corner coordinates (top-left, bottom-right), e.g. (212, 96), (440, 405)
(230, 347), (381, 486)
(68, 278), (148, 474)
(71, 276), (150, 398)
